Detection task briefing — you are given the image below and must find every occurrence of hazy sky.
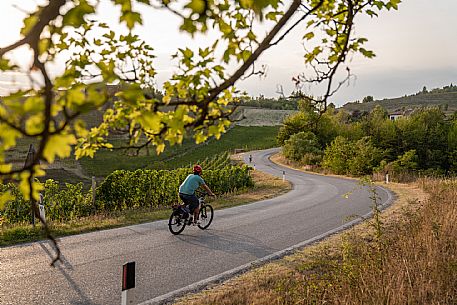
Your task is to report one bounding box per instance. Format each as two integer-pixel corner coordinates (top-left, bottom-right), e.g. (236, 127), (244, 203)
(0, 0), (456, 106)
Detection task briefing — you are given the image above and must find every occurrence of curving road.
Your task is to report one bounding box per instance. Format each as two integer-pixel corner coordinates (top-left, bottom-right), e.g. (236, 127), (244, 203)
(0, 148), (392, 305)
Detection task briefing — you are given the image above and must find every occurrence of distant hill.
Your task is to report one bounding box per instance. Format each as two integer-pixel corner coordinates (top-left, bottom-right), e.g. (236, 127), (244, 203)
(341, 85), (457, 115)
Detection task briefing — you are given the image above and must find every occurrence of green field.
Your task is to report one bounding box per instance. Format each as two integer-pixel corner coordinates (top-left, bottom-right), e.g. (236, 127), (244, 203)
(79, 125), (280, 178)
(6, 125), (280, 185)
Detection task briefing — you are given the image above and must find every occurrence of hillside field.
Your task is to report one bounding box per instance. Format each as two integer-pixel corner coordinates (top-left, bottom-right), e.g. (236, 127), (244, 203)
(78, 126), (280, 178)
(342, 91), (457, 114)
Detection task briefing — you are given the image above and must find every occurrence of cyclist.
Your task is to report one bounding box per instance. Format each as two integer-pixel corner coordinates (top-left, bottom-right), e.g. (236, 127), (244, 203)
(178, 165), (215, 225)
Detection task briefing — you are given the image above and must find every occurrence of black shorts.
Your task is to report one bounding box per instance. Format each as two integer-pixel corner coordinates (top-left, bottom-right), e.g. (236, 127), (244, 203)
(179, 193), (200, 213)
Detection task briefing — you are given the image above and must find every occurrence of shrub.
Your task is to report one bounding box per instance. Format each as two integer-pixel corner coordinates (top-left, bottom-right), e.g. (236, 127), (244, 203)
(282, 131), (322, 164)
(96, 166), (253, 211)
(347, 137), (383, 175)
(322, 136), (354, 174)
(1, 164), (253, 224)
(43, 180), (93, 221)
(0, 183), (30, 224)
(0, 180), (93, 224)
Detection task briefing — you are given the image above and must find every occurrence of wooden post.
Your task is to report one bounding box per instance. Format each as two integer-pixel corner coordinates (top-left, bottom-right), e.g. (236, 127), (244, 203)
(92, 176), (96, 211)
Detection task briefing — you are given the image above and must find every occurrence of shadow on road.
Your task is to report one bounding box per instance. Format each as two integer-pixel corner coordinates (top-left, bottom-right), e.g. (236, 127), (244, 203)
(175, 230), (276, 258)
(39, 242), (95, 305)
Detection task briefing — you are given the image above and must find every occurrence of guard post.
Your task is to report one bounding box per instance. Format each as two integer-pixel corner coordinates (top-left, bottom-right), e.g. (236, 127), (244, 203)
(121, 262), (135, 305)
(91, 176), (96, 212)
(38, 193), (46, 224)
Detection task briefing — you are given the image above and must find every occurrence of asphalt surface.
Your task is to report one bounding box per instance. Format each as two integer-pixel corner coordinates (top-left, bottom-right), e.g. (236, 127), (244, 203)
(0, 148), (392, 305)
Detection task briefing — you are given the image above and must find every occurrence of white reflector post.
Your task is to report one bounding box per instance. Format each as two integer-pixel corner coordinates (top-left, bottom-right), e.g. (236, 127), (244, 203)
(38, 204), (46, 224)
(121, 262), (135, 305)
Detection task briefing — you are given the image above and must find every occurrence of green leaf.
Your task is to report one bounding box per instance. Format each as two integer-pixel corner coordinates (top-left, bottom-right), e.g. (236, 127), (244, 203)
(0, 58), (17, 71)
(366, 9), (378, 17)
(138, 112), (161, 133)
(20, 14), (39, 36)
(359, 47), (375, 58)
(265, 11), (278, 21)
(63, 2), (95, 27)
(184, 48), (194, 58)
(43, 134), (77, 163)
(0, 125), (22, 150)
(199, 47), (210, 58)
(0, 164), (12, 174)
(240, 50), (251, 61)
(303, 32), (314, 40)
(120, 11), (143, 29)
(186, 0), (206, 14)
(0, 191), (14, 210)
(180, 18), (197, 34)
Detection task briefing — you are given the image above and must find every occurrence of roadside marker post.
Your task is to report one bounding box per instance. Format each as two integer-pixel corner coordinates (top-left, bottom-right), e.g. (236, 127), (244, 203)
(282, 171), (285, 182)
(38, 205), (46, 224)
(121, 262), (136, 305)
(385, 173), (389, 184)
(91, 176), (97, 212)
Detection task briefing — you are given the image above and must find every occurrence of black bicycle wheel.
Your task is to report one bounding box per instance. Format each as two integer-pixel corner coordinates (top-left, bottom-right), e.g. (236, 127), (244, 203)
(198, 204), (213, 230)
(168, 211), (186, 235)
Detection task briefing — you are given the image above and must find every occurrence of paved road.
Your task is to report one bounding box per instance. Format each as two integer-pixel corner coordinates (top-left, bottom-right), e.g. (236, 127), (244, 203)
(0, 148), (392, 305)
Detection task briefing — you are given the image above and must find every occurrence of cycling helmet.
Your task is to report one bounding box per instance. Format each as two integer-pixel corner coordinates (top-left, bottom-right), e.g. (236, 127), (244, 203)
(193, 164), (203, 174)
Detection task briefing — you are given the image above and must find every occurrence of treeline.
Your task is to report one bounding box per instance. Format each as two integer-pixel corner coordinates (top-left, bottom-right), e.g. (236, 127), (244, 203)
(419, 83), (457, 95)
(242, 95), (299, 110)
(279, 102), (457, 177)
(0, 165), (253, 224)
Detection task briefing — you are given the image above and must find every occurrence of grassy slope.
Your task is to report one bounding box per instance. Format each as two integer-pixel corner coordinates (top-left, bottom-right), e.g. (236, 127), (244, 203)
(79, 126), (280, 177)
(3, 125), (279, 184)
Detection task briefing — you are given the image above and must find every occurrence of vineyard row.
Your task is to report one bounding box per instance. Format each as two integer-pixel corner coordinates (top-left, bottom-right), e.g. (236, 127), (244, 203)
(0, 165), (253, 224)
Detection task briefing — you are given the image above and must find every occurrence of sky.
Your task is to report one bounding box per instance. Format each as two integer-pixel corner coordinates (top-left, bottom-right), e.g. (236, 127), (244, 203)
(0, 0), (456, 106)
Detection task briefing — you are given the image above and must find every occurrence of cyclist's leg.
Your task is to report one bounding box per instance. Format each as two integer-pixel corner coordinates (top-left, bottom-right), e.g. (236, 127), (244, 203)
(178, 193), (192, 217)
(187, 194), (200, 223)
(179, 193), (199, 221)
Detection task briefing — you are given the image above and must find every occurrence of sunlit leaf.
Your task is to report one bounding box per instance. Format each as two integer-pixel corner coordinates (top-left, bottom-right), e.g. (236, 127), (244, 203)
(0, 191), (14, 210)
(43, 134), (77, 163)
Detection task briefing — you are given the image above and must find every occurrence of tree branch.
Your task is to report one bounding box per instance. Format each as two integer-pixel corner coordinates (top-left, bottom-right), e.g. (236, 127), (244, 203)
(0, 0), (67, 57)
(205, 0), (304, 103)
(269, 0), (324, 47)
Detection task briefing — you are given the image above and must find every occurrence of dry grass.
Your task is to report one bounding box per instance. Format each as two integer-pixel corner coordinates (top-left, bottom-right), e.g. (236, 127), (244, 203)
(174, 174), (456, 304)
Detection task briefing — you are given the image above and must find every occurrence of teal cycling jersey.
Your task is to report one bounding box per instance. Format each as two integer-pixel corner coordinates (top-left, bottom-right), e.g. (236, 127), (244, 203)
(179, 174), (205, 195)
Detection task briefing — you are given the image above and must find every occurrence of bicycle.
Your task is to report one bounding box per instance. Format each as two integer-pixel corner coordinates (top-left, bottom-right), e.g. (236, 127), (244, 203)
(168, 194), (214, 235)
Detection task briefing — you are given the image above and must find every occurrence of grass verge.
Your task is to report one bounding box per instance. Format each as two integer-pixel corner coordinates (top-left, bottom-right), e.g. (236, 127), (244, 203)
(0, 170), (290, 247)
(174, 159), (456, 305)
